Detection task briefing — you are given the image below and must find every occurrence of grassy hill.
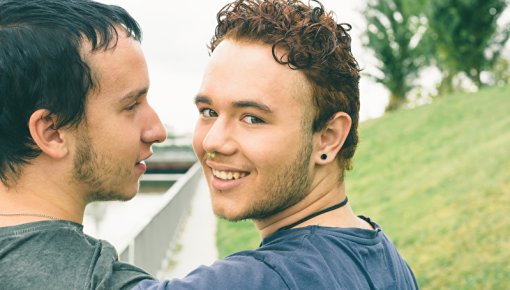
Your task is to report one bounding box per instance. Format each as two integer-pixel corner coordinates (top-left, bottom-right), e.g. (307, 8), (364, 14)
(216, 85), (510, 289)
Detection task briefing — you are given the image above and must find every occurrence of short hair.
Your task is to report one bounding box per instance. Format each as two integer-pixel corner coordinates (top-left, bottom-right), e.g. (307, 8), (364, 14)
(0, 0), (142, 185)
(209, 0), (361, 173)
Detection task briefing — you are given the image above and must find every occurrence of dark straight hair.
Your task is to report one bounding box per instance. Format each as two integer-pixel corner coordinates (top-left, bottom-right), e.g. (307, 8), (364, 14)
(0, 0), (142, 185)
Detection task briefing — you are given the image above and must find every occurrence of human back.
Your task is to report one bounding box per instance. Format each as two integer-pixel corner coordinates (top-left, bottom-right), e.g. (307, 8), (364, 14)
(136, 221), (416, 289)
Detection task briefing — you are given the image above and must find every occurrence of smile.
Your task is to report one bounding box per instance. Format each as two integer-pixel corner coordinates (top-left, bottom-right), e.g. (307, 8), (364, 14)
(212, 169), (248, 180)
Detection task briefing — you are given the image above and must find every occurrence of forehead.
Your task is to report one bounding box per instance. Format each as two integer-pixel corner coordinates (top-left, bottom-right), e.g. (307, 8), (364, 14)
(199, 39), (312, 110)
(83, 31), (148, 101)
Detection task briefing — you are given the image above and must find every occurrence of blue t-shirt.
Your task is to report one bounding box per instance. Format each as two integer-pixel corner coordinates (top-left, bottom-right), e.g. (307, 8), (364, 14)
(135, 216), (418, 289)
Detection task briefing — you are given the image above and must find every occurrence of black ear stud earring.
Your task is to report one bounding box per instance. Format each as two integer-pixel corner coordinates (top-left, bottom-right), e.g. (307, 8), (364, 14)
(320, 154), (327, 160)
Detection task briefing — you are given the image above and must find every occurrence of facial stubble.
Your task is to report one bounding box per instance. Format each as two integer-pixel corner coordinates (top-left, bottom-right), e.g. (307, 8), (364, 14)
(73, 128), (135, 203)
(230, 129), (314, 221)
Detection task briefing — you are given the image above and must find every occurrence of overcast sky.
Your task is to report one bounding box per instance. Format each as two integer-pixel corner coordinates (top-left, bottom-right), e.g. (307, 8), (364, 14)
(96, 0), (390, 134)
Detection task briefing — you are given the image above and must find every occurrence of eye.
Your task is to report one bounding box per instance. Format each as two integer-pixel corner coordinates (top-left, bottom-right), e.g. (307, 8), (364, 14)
(241, 115), (264, 124)
(199, 108), (218, 118)
(126, 101), (140, 111)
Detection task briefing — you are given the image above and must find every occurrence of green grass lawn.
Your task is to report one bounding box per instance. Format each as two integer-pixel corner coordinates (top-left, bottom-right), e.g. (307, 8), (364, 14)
(216, 85), (510, 289)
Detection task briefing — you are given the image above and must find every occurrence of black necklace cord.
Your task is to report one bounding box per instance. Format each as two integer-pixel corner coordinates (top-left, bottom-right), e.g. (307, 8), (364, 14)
(278, 197), (349, 232)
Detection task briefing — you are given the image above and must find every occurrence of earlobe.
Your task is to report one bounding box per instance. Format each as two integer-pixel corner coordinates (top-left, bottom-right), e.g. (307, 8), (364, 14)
(316, 112), (352, 164)
(28, 110), (69, 159)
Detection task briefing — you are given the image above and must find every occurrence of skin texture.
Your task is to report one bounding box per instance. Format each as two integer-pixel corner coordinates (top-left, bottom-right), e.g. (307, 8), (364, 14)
(194, 40), (315, 221)
(194, 40), (372, 237)
(0, 31), (167, 225)
(73, 33), (167, 203)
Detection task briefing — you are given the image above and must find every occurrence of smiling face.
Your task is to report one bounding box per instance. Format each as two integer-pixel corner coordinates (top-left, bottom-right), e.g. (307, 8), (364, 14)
(193, 39), (318, 221)
(72, 31), (167, 202)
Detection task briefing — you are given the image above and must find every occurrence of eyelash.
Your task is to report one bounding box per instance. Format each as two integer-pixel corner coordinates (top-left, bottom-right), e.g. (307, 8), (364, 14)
(198, 107), (265, 125)
(199, 108), (218, 118)
(126, 101), (140, 111)
(241, 115), (265, 124)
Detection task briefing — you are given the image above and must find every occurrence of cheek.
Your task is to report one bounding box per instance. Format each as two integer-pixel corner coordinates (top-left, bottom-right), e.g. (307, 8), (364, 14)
(192, 125), (206, 155)
(243, 137), (296, 167)
(249, 127), (301, 152)
(261, 135), (308, 172)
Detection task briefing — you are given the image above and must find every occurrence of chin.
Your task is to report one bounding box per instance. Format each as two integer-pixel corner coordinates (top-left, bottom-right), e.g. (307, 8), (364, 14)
(217, 213), (246, 222)
(88, 187), (138, 202)
(212, 203), (248, 222)
(119, 192), (137, 201)
(120, 186), (139, 201)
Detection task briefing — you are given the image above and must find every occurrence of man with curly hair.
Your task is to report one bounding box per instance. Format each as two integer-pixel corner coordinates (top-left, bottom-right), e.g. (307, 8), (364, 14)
(136, 0), (418, 289)
(0, 0), (166, 288)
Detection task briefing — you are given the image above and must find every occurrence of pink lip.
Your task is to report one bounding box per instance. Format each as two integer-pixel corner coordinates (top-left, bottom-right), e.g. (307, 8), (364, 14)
(206, 160), (249, 173)
(135, 160), (147, 173)
(205, 161), (251, 191)
(210, 173), (247, 191)
(205, 165), (250, 191)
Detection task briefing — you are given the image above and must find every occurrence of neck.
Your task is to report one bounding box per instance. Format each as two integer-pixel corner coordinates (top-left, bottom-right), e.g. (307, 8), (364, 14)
(254, 178), (371, 238)
(0, 165), (86, 226)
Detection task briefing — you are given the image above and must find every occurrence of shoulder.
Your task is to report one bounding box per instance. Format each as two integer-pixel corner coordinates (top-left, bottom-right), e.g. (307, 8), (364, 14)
(0, 220), (153, 289)
(134, 254), (289, 290)
(134, 230), (338, 290)
(81, 229), (154, 289)
(134, 225), (419, 290)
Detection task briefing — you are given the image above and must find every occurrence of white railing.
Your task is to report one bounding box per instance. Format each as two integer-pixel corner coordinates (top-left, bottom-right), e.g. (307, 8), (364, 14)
(118, 161), (204, 277)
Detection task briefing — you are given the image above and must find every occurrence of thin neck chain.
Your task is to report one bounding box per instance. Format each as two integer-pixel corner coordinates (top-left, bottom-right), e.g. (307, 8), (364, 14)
(0, 212), (59, 220)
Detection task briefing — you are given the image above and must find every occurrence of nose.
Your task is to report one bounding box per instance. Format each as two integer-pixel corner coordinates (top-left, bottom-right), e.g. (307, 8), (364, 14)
(201, 117), (236, 156)
(142, 105), (167, 145)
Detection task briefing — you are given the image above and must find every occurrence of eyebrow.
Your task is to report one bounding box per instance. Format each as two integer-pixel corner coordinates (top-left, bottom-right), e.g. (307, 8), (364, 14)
(233, 100), (273, 113)
(194, 95), (273, 114)
(121, 88), (149, 102)
(194, 95), (211, 105)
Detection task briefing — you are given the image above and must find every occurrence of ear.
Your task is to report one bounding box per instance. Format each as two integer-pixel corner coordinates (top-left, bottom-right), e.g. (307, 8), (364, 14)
(28, 109), (70, 159)
(315, 112), (352, 164)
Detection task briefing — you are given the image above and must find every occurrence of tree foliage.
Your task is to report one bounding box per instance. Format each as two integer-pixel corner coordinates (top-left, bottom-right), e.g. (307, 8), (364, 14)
(363, 0), (428, 111)
(427, 0), (510, 91)
(363, 0), (510, 110)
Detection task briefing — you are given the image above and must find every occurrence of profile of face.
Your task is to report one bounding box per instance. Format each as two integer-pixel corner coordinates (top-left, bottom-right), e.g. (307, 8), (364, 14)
(193, 39), (317, 221)
(72, 32), (167, 202)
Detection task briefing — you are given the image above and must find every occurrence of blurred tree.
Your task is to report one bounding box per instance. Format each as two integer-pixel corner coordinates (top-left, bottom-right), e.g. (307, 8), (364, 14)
(363, 0), (429, 111)
(427, 0), (510, 92)
(490, 57), (510, 85)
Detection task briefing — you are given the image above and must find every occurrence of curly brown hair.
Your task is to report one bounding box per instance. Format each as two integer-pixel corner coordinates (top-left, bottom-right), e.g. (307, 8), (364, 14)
(209, 0), (361, 172)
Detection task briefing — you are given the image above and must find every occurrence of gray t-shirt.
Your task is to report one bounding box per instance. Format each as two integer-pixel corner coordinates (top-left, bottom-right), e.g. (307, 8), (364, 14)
(0, 220), (154, 290)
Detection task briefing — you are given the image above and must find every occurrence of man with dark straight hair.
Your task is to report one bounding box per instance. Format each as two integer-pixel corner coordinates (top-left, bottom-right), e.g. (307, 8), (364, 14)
(0, 0), (165, 288)
(135, 0), (418, 289)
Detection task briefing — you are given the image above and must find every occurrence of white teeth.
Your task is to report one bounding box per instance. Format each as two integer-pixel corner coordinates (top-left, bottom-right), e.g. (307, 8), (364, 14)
(212, 169), (247, 180)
